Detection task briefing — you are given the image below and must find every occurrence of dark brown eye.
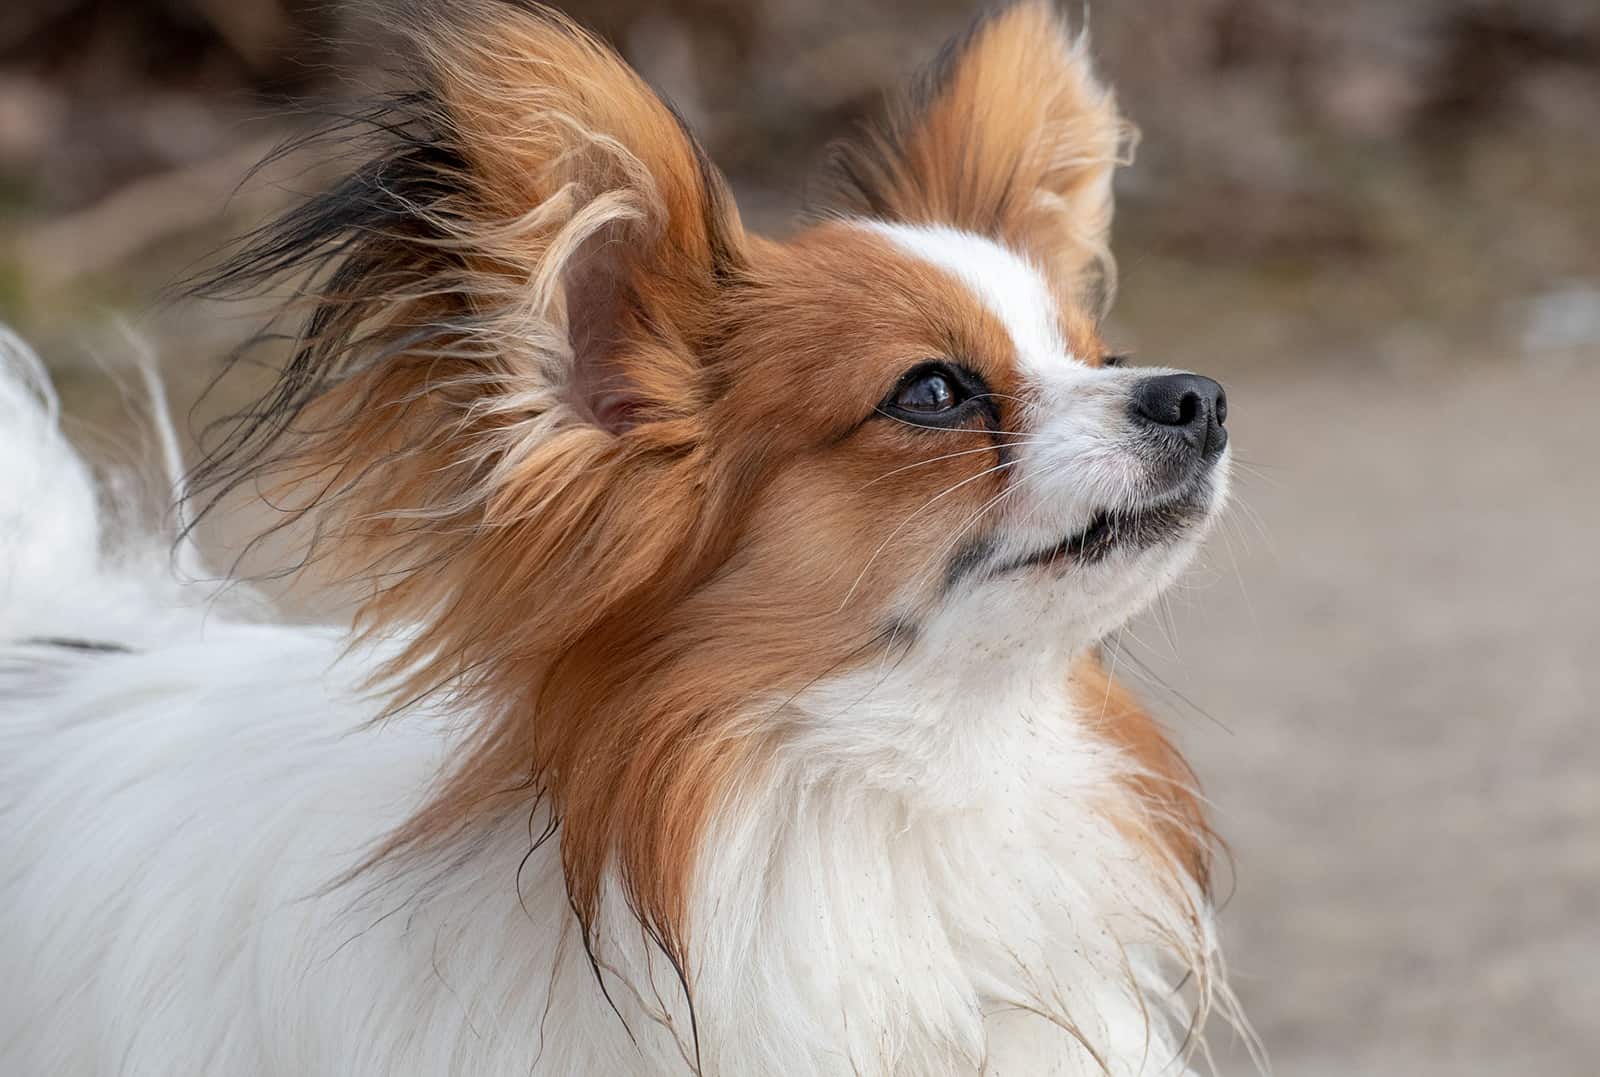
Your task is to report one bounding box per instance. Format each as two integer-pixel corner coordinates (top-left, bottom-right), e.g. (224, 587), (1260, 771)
(894, 371), (959, 413)
(1101, 354), (1127, 369)
(877, 361), (989, 428)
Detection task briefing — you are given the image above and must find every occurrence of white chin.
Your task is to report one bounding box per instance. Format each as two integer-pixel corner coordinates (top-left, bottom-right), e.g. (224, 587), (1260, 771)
(1047, 482), (1227, 642)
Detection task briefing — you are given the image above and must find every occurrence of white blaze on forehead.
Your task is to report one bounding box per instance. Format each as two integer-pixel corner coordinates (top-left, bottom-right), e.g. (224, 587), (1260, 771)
(867, 222), (1074, 369)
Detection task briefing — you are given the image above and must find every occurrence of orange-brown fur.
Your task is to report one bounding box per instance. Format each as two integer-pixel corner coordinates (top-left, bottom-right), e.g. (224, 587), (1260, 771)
(197, 0), (1210, 978)
(1070, 652), (1214, 892)
(825, 0), (1131, 310)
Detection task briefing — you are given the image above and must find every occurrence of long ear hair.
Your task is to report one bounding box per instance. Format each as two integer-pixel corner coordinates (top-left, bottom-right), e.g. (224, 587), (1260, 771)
(821, 0), (1134, 312)
(190, 0), (751, 959)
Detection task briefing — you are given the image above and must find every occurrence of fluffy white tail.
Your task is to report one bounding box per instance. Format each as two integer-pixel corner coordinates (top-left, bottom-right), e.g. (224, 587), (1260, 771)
(0, 328), (237, 645)
(0, 329), (109, 639)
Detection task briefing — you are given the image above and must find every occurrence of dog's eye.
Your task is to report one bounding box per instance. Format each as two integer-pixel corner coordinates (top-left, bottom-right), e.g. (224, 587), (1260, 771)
(878, 361), (989, 428)
(894, 370), (960, 413)
(1101, 354), (1127, 369)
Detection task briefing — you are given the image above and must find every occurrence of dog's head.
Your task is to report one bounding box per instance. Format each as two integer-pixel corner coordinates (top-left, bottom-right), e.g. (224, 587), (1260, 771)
(200, 0), (1227, 959)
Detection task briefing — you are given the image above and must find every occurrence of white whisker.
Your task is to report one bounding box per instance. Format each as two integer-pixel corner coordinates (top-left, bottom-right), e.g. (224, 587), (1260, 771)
(835, 458), (1021, 612)
(862, 440), (1043, 488)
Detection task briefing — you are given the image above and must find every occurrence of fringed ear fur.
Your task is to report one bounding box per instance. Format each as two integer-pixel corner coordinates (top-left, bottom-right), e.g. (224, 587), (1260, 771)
(194, 0), (746, 615)
(823, 0), (1133, 311)
(189, 0), (752, 849)
(413, 0), (746, 431)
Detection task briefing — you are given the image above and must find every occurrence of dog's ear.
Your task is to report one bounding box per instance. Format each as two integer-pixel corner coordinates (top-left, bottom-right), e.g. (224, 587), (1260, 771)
(432, 3), (748, 431)
(204, 0), (744, 460)
(192, 1), (749, 688)
(824, 0), (1130, 308)
(411, 0), (747, 434)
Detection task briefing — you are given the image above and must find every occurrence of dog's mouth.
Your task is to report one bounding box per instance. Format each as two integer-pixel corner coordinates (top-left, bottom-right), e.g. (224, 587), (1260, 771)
(997, 489), (1212, 576)
(937, 479), (1219, 594)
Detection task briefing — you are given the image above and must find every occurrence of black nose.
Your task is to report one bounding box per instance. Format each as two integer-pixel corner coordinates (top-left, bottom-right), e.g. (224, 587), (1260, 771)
(1130, 373), (1228, 457)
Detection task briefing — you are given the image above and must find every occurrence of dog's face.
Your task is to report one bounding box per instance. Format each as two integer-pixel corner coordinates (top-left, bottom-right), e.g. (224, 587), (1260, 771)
(704, 220), (1229, 670)
(205, 0), (1226, 952)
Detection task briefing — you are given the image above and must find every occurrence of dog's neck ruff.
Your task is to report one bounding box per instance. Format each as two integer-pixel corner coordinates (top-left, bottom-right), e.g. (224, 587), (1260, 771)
(680, 688), (1213, 1074)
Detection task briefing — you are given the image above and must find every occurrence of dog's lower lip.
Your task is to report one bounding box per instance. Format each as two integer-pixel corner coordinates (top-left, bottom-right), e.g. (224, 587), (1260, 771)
(1000, 489), (1209, 575)
(1015, 512), (1119, 571)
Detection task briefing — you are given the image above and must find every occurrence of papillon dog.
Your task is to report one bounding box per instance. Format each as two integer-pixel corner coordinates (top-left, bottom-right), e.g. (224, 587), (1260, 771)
(0, 2), (1251, 1073)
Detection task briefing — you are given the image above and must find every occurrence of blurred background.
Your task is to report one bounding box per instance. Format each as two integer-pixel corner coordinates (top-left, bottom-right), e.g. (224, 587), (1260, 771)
(2, 1), (1597, 1073)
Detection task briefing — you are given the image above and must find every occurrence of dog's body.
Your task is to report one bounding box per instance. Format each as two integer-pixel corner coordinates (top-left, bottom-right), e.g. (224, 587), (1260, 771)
(0, 4), (1247, 1074)
(0, 579), (1208, 1074)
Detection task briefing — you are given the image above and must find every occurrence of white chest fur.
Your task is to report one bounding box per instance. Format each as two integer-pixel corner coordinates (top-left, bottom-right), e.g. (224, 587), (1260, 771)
(1, 617), (1215, 1076)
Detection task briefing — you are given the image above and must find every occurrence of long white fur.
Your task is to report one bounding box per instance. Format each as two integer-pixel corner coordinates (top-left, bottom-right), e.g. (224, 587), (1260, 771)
(0, 289), (1233, 1076)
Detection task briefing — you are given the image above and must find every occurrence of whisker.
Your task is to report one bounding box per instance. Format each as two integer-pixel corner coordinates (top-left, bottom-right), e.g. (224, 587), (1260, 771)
(1228, 455), (1285, 471)
(869, 458), (1057, 686)
(1103, 636), (1233, 735)
(835, 458), (1021, 612)
(905, 486), (1017, 598)
(965, 391), (1035, 408)
(901, 458), (1057, 598)
(1224, 461), (1281, 488)
(875, 468), (1040, 678)
(1097, 627), (1127, 725)
(1221, 490), (1274, 558)
(1155, 588), (1180, 657)
(862, 440), (1044, 488)
(872, 408), (1042, 438)
(1216, 510), (1261, 636)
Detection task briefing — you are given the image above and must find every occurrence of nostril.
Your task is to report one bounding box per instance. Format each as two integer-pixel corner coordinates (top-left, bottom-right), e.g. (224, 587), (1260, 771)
(1132, 373), (1221, 430)
(1215, 390), (1228, 426)
(1175, 390), (1201, 427)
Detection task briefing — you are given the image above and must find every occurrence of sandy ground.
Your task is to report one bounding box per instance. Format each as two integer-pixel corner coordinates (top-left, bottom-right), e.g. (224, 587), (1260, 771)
(1126, 350), (1600, 1075)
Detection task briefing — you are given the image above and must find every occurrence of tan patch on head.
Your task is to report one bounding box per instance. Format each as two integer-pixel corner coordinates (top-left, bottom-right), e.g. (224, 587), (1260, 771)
(1058, 301), (1110, 368)
(719, 224), (1024, 432)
